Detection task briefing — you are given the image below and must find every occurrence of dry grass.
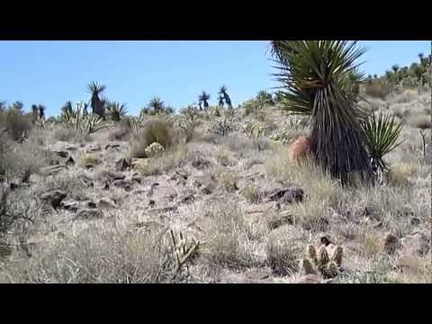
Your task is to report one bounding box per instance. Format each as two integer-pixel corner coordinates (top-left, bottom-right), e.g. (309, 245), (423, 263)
(242, 183), (261, 203)
(200, 201), (265, 276)
(78, 153), (101, 168)
(0, 220), (175, 283)
(266, 226), (305, 276)
(52, 126), (92, 143)
(137, 144), (189, 176)
(215, 148), (236, 167)
(0, 133), (53, 181)
(407, 114), (432, 129)
(219, 171), (238, 192)
(385, 163), (413, 186)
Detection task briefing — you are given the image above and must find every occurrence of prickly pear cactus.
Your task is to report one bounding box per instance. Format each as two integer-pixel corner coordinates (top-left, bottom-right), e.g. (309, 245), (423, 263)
(145, 142), (165, 157)
(302, 243), (344, 279)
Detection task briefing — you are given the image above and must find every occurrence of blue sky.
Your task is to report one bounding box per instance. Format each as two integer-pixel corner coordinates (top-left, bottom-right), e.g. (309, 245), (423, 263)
(0, 40), (429, 117)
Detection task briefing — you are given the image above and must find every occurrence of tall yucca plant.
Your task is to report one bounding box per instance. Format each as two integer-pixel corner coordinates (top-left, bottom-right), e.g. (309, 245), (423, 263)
(272, 41), (374, 185)
(362, 109), (404, 173)
(87, 81), (106, 119)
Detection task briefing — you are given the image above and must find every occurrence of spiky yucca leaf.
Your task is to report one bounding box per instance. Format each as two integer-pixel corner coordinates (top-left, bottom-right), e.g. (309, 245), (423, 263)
(60, 101), (76, 123)
(272, 41), (366, 116)
(362, 110), (404, 172)
(147, 96), (165, 114)
(219, 85), (232, 108)
(271, 41), (373, 185)
(60, 102), (109, 135)
(106, 102), (127, 121)
(198, 91), (211, 109)
(80, 113), (109, 134)
(256, 90), (274, 107)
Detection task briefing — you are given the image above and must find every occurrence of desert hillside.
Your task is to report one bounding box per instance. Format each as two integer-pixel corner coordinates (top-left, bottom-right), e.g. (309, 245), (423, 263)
(0, 45), (431, 283)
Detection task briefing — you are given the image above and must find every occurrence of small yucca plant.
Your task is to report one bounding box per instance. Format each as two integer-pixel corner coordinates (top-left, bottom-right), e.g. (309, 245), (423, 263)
(361, 109), (404, 174)
(61, 102), (109, 135)
(82, 113), (109, 134)
(256, 90), (274, 108)
(198, 91), (211, 110)
(60, 101), (76, 123)
(106, 102), (127, 121)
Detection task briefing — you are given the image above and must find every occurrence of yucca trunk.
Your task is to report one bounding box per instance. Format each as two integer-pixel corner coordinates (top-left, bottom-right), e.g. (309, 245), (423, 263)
(310, 84), (372, 184)
(91, 94), (105, 119)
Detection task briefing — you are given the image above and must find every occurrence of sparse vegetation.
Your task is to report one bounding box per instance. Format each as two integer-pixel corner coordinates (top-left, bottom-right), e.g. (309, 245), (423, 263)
(0, 44), (430, 283)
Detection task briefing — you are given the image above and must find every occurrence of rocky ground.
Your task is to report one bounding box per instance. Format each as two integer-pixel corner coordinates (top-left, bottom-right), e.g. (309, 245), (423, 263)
(0, 88), (430, 283)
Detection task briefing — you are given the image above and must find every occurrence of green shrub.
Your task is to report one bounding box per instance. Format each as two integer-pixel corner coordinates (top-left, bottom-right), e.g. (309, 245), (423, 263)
(130, 119), (173, 158)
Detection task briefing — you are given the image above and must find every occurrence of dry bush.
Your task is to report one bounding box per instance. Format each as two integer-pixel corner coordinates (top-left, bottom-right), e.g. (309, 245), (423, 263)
(108, 120), (133, 141)
(393, 89), (420, 104)
(407, 114), (432, 129)
(219, 171), (238, 192)
(364, 82), (392, 100)
(391, 105), (409, 120)
(215, 149), (236, 167)
(52, 126), (91, 143)
(78, 153), (101, 168)
(176, 110), (201, 143)
(385, 163), (413, 186)
(0, 133), (53, 181)
(0, 132), (11, 177)
(42, 173), (91, 201)
(209, 117), (235, 137)
(0, 183), (43, 246)
(0, 109), (33, 141)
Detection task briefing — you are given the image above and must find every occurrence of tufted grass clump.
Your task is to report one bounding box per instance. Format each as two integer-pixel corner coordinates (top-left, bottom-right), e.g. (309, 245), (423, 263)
(130, 119), (174, 158)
